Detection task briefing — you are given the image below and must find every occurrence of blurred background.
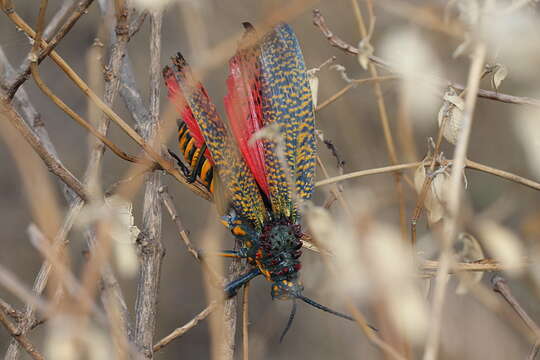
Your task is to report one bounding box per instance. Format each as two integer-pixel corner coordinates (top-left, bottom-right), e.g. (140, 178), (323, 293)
(1, 0), (540, 359)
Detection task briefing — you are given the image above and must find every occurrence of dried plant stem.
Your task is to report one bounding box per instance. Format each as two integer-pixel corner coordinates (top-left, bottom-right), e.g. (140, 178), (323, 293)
(316, 75), (398, 112)
(153, 302), (218, 352)
(465, 159), (540, 191)
(0, 98), (88, 201)
(29, 61), (139, 162)
(421, 259), (528, 273)
(133, 10), (165, 359)
(423, 42), (487, 360)
(350, 0), (408, 245)
(0, 299), (21, 321)
(317, 156), (352, 216)
(492, 276), (540, 337)
(1, 4), (210, 199)
(0, 309), (45, 360)
(242, 283), (250, 360)
(159, 187), (223, 286)
(316, 162), (421, 187)
(5, 0), (95, 99)
(528, 343), (540, 360)
(312, 9), (540, 108)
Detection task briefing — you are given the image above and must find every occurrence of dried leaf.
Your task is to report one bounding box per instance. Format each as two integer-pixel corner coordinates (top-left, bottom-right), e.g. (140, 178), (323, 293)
(492, 63), (508, 90)
(455, 233), (485, 294)
(414, 165), (450, 224)
(357, 39), (373, 70)
(438, 87), (465, 145)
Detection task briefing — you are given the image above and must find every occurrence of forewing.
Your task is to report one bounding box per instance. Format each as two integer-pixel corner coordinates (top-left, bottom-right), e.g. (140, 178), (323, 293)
(168, 54), (267, 228)
(259, 24), (317, 218)
(163, 65), (209, 157)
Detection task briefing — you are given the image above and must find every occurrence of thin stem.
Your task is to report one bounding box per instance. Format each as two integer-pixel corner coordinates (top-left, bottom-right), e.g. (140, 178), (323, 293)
(29, 61), (139, 163)
(1, 5), (211, 200)
(316, 75), (398, 112)
(153, 303), (218, 352)
(159, 186), (223, 286)
(492, 276), (540, 336)
(0, 98), (88, 201)
(312, 9), (540, 108)
(315, 162), (421, 187)
(350, 0), (408, 246)
(423, 42), (487, 360)
(0, 309), (45, 360)
(466, 159), (540, 191)
(242, 282), (250, 360)
(133, 10), (165, 359)
(6, 0), (95, 98)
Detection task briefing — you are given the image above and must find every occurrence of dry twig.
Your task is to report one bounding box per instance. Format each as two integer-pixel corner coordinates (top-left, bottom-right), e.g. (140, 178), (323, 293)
(153, 302), (218, 352)
(312, 9), (540, 108)
(0, 309), (45, 360)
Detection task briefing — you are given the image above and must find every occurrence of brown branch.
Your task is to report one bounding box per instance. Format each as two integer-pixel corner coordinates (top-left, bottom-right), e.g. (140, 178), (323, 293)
(0, 298), (22, 322)
(153, 302), (218, 352)
(5, 0), (96, 99)
(424, 41), (487, 360)
(159, 186), (223, 287)
(466, 159), (540, 191)
(528, 343), (540, 360)
(133, 9), (165, 359)
(349, 1), (408, 244)
(315, 75), (398, 112)
(242, 283), (250, 360)
(312, 9), (540, 108)
(1, 3), (211, 200)
(315, 162), (421, 187)
(492, 276), (540, 337)
(421, 259), (528, 273)
(0, 97), (88, 201)
(0, 309), (45, 360)
(29, 60), (139, 163)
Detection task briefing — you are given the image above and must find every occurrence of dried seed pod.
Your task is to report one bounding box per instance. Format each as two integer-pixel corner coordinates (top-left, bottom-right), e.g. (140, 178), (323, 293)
(438, 87), (465, 145)
(414, 164), (450, 224)
(455, 233), (485, 294)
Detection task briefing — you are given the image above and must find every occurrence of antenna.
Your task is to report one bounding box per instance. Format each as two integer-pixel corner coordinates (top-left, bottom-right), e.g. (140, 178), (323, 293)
(297, 295), (378, 332)
(297, 295), (354, 321)
(279, 300), (297, 343)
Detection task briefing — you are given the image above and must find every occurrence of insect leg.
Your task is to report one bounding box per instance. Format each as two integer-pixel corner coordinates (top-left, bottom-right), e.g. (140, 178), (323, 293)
(225, 268), (261, 298)
(198, 249), (244, 259)
(168, 148), (191, 176)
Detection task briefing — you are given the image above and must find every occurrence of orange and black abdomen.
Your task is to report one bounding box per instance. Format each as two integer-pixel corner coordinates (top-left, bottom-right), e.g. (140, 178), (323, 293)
(177, 121), (215, 193)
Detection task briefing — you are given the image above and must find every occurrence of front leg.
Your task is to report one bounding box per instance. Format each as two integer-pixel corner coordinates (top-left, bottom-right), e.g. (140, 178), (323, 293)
(224, 268), (261, 298)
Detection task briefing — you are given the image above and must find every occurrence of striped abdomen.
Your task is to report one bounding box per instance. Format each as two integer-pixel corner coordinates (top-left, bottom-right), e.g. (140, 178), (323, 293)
(177, 121), (215, 193)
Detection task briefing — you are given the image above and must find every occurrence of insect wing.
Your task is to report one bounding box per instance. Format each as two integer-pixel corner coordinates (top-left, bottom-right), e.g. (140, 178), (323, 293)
(168, 54), (267, 228)
(163, 65), (210, 159)
(224, 28), (269, 198)
(259, 24), (317, 218)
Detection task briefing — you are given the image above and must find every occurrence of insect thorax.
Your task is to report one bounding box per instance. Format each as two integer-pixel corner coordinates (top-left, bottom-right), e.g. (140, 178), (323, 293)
(223, 213), (304, 298)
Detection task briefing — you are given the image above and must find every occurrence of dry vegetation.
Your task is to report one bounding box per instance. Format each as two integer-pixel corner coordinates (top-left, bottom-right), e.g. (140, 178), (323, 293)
(1, 0), (540, 359)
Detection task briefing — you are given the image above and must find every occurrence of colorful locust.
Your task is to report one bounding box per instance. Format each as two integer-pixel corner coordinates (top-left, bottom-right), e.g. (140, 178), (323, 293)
(163, 22), (353, 340)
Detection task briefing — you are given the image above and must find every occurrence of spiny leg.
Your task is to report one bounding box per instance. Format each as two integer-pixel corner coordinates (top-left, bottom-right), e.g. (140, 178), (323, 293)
(225, 268), (261, 298)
